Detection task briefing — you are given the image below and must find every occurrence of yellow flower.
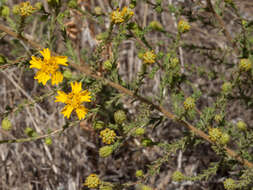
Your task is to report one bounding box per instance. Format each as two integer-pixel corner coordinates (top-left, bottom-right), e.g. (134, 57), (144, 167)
(239, 58), (252, 72)
(209, 128), (222, 142)
(111, 7), (134, 24)
(183, 97), (195, 110)
(16, 2), (36, 17)
(111, 8), (124, 24)
(100, 128), (116, 144)
(30, 48), (68, 85)
(121, 6), (134, 20)
(178, 20), (190, 33)
(84, 174), (100, 188)
(142, 50), (157, 64)
(55, 81), (91, 120)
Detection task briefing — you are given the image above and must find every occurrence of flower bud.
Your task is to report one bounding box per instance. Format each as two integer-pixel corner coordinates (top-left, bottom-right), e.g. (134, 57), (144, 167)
(114, 110), (126, 124)
(134, 128), (145, 136)
(214, 114), (223, 123)
(136, 170), (144, 178)
(220, 133), (230, 145)
(222, 82), (232, 94)
(93, 121), (104, 130)
(100, 128), (117, 144)
(209, 128), (222, 143)
(63, 69), (72, 79)
(2, 117), (12, 130)
(142, 50), (156, 64)
(94, 6), (103, 15)
(183, 97), (195, 110)
(45, 137), (52, 145)
(103, 60), (112, 70)
(237, 121), (247, 131)
(149, 21), (163, 31)
(178, 20), (190, 33)
(1, 6), (10, 17)
(239, 58), (252, 72)
(99, 145), (113, 157)
(223, 178), (236, 190)
(84, 174), (100, 188)
(172, 171), (184, 182)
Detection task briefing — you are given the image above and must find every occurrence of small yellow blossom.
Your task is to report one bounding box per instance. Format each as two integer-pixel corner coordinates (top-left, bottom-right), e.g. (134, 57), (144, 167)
(183, 97), (195, 110)
(111, 8), (124, 24)
(55, 81), (91, 120)
(100, 128), (117, 144)
(178, 20), (190, 33)
(121, 6), (134, 20)
(30, 48), (68, 85)
(209, 128), (222, 142)
(111, 7), (134, 24)
(224, 178), (236, 190)
(16, 2), (36, 17)
(142, 50), (157, 64)
(239, 58), (252, 72)
(84, 174), (100, 188)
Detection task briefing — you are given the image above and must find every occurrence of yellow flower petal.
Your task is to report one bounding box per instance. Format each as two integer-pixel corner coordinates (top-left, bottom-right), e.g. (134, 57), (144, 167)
(34, 71), (50, 85)
(51, 71), (63, 85)
(40, 48), (51, 61)
(54, 56), (68, 66)
(80, 90), (91, 102)
(71, 81), (82, 94)
(55, 91), (68, 103)
(75, 105), (88, 120)
(29, 56), (42, 69)
(61, 105), (74, 118)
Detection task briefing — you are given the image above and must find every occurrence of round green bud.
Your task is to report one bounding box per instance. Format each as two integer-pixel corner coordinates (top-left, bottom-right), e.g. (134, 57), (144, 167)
(1, 6), (10, 17)
(209, 128), (222, 142)
(183, 97), (195, 110)
(134, 128), (145, 136)
(0, 54), (7, 65)
(103, 60), (112, 70)
(45, 137), (52, 145)
(24, 127), (33, 136)
(223, 178), (236, 190)
(136, 170), (144, 178)
(99, 145), (113, 157)
(149, 21), (163, 31)
(129, 0), (136, 8)
(68, 0), (77, 8)
(94, 6), (102, 15)
(2, 117), (12, 130)
(63, 69), (72, 79)
(214, 114), (223, 123)
(114, 110), (126, 124)
(141, 138), (153, 147)
(93, 121), (104, 130)
(155, 6), (162, 13)
(222, 82), (232, 94)
(172, 171), (184, 182)
(239, 59), (252, 72)
(237, 121), (247, 131)
(34, 2), (42, 10)
(170, 57), (179, 68)
(220, 133), (230, 145)
(12, 5), (20, 15)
